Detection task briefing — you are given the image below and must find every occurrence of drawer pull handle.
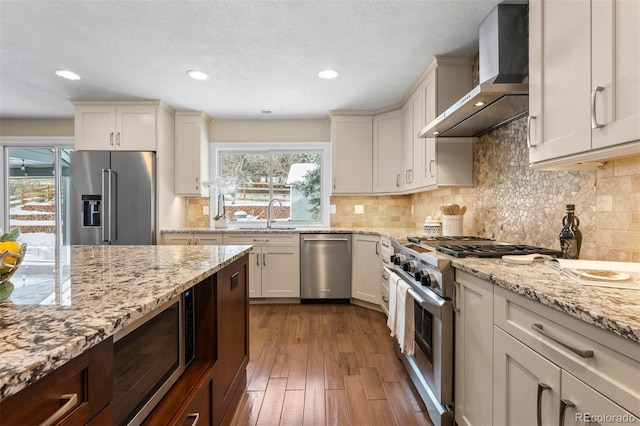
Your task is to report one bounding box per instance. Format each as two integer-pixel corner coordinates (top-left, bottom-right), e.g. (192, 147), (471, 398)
(560, 399), (575, 426)
(253, 238), (269, 242)
(536, 383), (551, 426)
(382, 296), (389, 303)
(531, 323), (594, 358)
(40, 393), (78, 426)
(185, 412), (200, 426)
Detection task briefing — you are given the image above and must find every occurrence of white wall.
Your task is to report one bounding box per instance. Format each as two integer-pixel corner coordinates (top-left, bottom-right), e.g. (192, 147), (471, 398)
(211, 119), (330, 142)
(0, 119), (74, 137)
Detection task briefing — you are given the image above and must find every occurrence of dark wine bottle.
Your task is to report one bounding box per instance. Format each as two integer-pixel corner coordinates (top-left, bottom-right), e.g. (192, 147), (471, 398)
(559, 204), (582, 259)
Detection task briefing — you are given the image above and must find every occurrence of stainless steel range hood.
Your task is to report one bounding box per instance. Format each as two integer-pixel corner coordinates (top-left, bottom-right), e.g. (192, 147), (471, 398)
(419, 3), (529, 139)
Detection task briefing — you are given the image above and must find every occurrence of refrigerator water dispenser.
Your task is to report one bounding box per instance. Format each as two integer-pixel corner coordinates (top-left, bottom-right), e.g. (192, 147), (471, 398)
(82, 195), (101, 227)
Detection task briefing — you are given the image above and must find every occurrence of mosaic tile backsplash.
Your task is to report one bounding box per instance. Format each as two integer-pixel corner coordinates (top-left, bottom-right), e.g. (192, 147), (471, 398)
(332, 117), (639, 261)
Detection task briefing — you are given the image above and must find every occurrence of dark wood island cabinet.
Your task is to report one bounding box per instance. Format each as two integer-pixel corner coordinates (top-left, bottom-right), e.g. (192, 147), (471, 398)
(0, 245), (250, 426)
(144, 254), (249, 426)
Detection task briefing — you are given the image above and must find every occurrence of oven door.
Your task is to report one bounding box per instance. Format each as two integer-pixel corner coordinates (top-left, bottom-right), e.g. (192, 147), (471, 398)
(400, 284), (454, 426)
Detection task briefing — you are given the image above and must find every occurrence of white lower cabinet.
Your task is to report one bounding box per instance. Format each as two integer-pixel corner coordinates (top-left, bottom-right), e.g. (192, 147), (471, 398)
(453, 269), (640, 425)
(223, 234), (300, 299)
(493, 326), (561, 425)
(351, 234), (381, 305)
(494, 328), (637, 426)
(163, 233), (222, 245)
(560, 370), (636, 426)
(454, 271), (494, 426)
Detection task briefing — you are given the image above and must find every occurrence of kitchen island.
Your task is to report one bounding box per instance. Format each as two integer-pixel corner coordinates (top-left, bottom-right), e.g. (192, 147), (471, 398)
(0, 244), (251, 425)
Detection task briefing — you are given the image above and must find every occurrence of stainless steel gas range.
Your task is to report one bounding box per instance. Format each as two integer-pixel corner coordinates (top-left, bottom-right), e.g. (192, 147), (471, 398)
(388, 236), (562, 426)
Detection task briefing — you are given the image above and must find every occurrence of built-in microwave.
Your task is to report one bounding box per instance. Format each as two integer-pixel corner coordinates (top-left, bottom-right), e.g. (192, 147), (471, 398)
(112, 288), (194, 426)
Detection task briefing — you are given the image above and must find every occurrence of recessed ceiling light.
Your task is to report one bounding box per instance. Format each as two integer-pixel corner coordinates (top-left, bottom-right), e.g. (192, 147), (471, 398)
(54, 69), (81, 81)
(433, 131), (440, 136)
(187, 70), (209, 81)
(318, 69), (340, 80)
(474, 101), (486, 107)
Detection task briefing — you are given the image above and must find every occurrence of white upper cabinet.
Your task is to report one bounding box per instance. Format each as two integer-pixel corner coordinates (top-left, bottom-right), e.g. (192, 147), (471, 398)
(73, 102), (159, 151)
(175, 112), (211, 197)
(372, 110), (402, 193)
(330, 114), (373, 194)
(529, 0), (640, 168)
(591, 0), (640, 150)
(420, 57), (474, 189)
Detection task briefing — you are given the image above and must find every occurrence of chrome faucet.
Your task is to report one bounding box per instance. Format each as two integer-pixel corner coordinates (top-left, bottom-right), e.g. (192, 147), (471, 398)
(266, 198), (284, 228)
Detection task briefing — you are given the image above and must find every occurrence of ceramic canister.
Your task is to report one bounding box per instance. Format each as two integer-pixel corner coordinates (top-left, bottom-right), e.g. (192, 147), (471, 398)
(442, 215), (463, 236)
(423, 216), (442, 237)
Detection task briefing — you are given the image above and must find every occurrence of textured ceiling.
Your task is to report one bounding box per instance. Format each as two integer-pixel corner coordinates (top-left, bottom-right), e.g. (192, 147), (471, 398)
(0, 0), (503, 120)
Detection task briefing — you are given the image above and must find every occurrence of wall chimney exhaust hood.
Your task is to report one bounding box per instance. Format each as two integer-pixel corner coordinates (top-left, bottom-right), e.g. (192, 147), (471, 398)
(419, 3), (529, 139)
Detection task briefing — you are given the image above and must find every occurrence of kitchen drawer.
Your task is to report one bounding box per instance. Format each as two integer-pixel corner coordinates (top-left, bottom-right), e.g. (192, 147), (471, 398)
(143, 360), (214, 425)
(381, 269), (390, 316)
(494, 286), (640, 415)
(0, 338), (113, 426)
(223, 233), (299, 246)
(380, 238), (393, 269)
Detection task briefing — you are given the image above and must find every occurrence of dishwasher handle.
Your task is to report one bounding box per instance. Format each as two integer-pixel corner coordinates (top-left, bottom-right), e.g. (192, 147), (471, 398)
(302, 237), (350, 242)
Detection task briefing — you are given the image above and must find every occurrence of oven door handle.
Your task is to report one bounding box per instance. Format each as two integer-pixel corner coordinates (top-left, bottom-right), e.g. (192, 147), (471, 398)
(407, 287), (446, 320)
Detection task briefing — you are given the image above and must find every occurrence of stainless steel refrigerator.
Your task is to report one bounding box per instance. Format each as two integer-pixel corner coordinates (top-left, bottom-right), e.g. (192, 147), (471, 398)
(70, 151), (156, 245)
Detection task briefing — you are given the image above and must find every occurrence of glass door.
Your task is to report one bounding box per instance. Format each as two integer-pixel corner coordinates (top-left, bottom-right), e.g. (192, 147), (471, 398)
(4, 147), (73, 254)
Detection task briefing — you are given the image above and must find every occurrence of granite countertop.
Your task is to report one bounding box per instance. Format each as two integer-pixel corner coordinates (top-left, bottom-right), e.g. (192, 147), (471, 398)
(0, 244), (251, 401)
(453, 258), (640, 343)
(161, 226), (420, 241)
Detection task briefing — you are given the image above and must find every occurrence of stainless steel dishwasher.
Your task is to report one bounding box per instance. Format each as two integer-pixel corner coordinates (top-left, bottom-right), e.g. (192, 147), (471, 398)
(300, 234), (352, 302)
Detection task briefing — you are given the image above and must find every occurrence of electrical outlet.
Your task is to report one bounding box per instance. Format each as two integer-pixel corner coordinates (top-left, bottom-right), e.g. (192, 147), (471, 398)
(330, 204), (336, 214)
(203, 206), (210, 215)
(355, 205), (365, 214)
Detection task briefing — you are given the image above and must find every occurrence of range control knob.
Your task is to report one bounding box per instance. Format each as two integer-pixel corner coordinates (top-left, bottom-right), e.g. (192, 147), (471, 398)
(416, 270), (437, 288)
(403, 260), (418, 273)
(394, 254), (406, 265)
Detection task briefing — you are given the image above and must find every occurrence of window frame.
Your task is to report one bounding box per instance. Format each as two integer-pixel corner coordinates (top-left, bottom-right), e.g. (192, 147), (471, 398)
(209, 142), (331, 228)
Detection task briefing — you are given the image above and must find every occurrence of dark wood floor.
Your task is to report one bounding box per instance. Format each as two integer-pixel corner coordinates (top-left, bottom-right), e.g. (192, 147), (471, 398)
(223, 303), (433, 425)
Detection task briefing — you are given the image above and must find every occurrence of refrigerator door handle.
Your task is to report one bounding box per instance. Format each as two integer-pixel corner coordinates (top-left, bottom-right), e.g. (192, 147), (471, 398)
(101, 169), (109, 242)
(108, 169), (116, 243)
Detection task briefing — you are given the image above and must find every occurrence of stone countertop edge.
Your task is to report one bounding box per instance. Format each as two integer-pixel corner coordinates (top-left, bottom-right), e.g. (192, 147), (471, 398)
(452, 258), (640, 344)
(0, 245), (252, 402)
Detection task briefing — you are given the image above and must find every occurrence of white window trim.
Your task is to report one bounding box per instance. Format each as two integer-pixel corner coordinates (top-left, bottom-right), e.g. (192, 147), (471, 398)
(209, 142), (331, 228)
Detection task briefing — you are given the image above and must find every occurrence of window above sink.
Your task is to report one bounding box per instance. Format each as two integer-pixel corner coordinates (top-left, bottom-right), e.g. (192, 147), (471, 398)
(210, 142), (331, 229)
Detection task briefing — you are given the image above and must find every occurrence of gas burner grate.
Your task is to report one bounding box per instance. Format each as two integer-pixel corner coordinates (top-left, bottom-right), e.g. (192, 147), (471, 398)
(435, 244), (563, 258)
(407, 236), (494, 243)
